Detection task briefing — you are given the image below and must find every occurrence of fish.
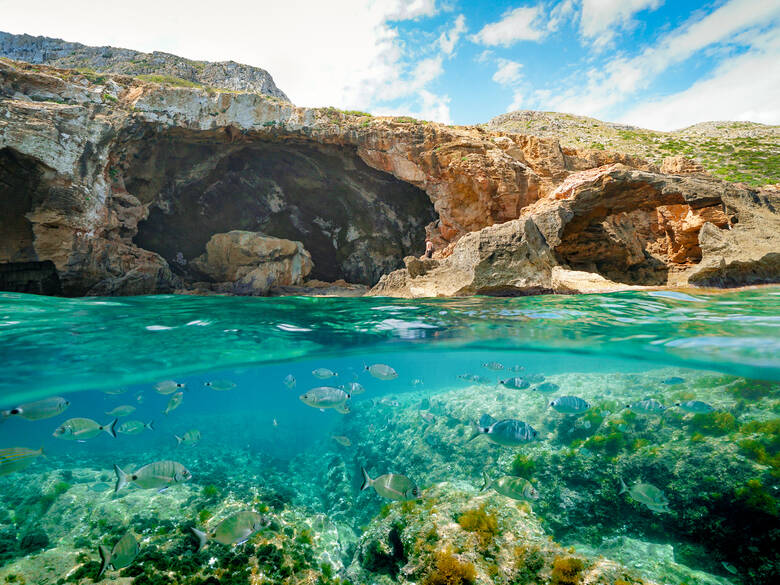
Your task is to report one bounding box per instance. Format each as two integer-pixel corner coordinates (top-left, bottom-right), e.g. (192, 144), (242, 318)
(365, 363), (398, 380)
(299, 387), (351, 414)
(675, 400), (715, 414)
(155, 380), (185, 395)
(721, 562), (738, 575)
(53, 418), (117, 440)
(360, 467), (419, 500)
(191, 511), (270, 552)
(526, 373), (545, 384)
(410, 379), (424, 386)
(204, 380), (236, 391)
(175, 429), (201, 447)
(118, 420), (155, 435)
(549, 396), (591, 414)
(419, 410), (436, 423)
(469, 416), (539, 447)
(663, 377), (685, 385)
(272, 418), (278, 427)
(101, 388), (126, 395)
(458, 373), (492, 384)
(2, 396), (70, 421)
(626, 398), (665, 415)
(482, 361), (504, 371)
(534, 382), (559, 393)
(163, 391), (184, 415)
(135, 392), (145, 404)
(98, 531), (139, 578)
(499, 377), (530, 390)
(480, 472), (538, 501)
(341, 381), (365, 395)
(0, 447), (45, 476)
(508, 365), (525, 373)
(332, 435), (352, 447)
(620, 478), (670, 513)
(113, 460), (192, 492)
(105, 405), (136, 418)
(312, 368), (338, 379)
(89, 482), (112, 492)
(379, 397), (400, 407)
(283, 374), (296, 389)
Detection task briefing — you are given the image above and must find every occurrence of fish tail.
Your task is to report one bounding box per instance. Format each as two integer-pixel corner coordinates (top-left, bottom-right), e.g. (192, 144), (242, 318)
(146, 420), (155, 431)
(618, 477), (628, 495)
(104, 419), (118, 438)
(113, 464), (128, 493)
(175, 435), (183, 446)
(360, 466), (373, 491)
(467, 421), (482, 442)
(97, 544), (111, 578)
(191, 527), (208, 552)
(480, 471), (490, 492)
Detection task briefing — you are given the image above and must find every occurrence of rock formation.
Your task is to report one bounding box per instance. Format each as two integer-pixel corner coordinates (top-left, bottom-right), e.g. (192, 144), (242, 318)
(0, 57), (777, 297)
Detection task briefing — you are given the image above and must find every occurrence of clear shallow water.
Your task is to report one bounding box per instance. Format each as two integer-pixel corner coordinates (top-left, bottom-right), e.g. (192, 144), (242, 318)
(0, 289), (779, 584)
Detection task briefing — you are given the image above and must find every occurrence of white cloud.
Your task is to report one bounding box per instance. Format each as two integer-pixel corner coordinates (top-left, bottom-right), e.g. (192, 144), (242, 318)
(0, 0), (446, 114)
(492, 59), (523, 86)
(373, 90), (452, 123)
(508, 90), (524, 112)
(471, 5), (546, 46)
(476, 49), (493, 63)
(548, 0), (577, 32)
(580, 0), (662, 48)
(438, 14), (466, 56)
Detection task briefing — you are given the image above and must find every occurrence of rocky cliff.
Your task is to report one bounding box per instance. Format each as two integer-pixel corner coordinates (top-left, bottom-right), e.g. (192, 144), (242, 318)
(0, 57), (777, 297)
(0, 31), (289, 100)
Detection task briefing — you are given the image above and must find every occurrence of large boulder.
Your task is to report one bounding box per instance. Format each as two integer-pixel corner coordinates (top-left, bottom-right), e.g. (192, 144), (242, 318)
(190, 230), (312, 295)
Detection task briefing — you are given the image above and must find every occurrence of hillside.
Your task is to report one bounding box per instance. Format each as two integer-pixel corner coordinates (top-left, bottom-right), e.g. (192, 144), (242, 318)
(0, 31), (289, 100)
(487, 110), (779, 187)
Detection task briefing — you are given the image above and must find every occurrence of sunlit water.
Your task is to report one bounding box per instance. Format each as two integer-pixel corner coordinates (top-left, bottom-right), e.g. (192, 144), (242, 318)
(0, 288), (778, 584)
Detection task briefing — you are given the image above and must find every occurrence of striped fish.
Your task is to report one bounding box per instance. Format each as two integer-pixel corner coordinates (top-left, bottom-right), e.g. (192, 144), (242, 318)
(0, 447), (45, 476)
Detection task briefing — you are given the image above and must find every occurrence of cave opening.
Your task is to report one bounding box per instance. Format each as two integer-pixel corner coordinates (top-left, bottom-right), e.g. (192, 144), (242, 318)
(126, 132), (437, 286)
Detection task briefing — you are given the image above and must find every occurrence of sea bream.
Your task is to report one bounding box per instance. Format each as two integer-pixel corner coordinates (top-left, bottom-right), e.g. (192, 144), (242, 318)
(299, 387), (351, 413)
(480, 472), (538, 501)
(0, 447), (45, 476)
(113, 460), (192, 492)
(204, 380), (236, 391)
(620, 478), (670, 513)
(105, 405), (136, 418)
(365, 363), (398, 380)
(499, 377), (530, 390)
(53, 418), (117, 440)
(163, 391), (184, 415)
(312, 368), (337, 379)
(283, 374), (296, 389)
(360, 467), (419, 500)
(675, 400), (715, 414)
(469, 415), (539, 447)
(549, 396), (591, 414)
(155, 380), (185, 395)
(2, 396), (70, 421)
(98, 531), (139, 577)
(118, 420), (154, 435)
(175, 429), (201, 447)
(191, 511), (270, 552)
(626, 398), (665, 415)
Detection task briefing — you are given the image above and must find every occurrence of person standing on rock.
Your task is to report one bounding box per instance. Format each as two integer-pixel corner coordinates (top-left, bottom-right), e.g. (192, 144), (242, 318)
(423, 239), (434, 259)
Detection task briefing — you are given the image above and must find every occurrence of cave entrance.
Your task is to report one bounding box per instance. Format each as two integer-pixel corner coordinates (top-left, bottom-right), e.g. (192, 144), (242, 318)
(0, 148), (43, 264)
(128, 134), (437, 285)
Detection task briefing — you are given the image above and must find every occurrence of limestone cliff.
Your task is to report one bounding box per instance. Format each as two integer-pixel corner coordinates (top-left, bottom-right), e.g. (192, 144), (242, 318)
(0, 57), (777, 297)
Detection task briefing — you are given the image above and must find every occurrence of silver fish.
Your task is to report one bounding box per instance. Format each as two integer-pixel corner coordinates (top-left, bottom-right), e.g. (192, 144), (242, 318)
(410, 379), (424, 386)
(549, 396), (591, 414)
(526, 373), (545, 384)
(481, 472), (538, 501)
(113, 460), (192, 492)
(2, 396), (70, 421)
(675, 400), (715, 414)
(98, 531), (139, 577)
(101, 388), (126, 395)
(341, 381), (365, 395)
(163, 391), (184, 415)
(534, 382), (559, 393)
(175, 429), (201, 447)
(105, 405), (136, 418)
(312, 368), (337, 379)
(458, 373), (491, 384)
(0, 447), (45, 476)
(620, 478), (670, 513)
(627, 398), (665, 415)
(54, 418), (117, 440)
(191, 511), (270, 552)
(360, 466), (419, 500)
(365, 363), (398, 380)
(482, 361), (504, 371)
(155, 380), (185, 395)
(204, 380), (236, 391)
(469, 416), (539, 447)
(419, 410), (436, 423)
(499, 377), (530, 390)
(508, 365), (525, 373)
(299, 387), (351, 413)
(118, 420), (154, 435)
(283, 374), (296, 389)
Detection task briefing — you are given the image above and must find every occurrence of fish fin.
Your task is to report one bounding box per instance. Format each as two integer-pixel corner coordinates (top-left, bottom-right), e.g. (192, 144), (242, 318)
(480, 471), (491, 492)
(235, 538), (249, 546)
(104, 419), (118, 438)
(467, 421), (482, 442)
(113, 464), (128, 493)
(98, 544), (111, 578)
(157, 487), (169, 493)
(175, 435), (183, 446)
(191, 527), (208, 553)
(619, 477), (628, 495)
(336, 404), (350, 414)
(360, 466), (373, 491)
(146, 420), (155, 431)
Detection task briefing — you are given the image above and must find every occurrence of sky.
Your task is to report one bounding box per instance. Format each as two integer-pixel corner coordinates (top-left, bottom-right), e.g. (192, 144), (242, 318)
(1, 0), (778, 130)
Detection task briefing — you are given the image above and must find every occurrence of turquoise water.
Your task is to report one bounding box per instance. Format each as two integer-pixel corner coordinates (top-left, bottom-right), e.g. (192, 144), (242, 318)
(0, 288), (778, 584)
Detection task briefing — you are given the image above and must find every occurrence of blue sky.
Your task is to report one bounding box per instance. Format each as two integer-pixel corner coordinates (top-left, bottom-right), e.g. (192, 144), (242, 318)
(1, 0), (778, 129)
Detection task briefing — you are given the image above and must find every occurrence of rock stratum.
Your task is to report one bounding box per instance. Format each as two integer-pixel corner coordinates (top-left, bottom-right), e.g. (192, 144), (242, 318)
(0, 57), (778, 297)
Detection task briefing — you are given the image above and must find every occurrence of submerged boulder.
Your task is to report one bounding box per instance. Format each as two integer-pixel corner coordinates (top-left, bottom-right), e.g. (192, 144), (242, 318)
(190, 230), (313, 295)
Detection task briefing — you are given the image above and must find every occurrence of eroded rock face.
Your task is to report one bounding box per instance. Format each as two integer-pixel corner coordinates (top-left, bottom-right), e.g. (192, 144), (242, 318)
(190, 230), (312, 295)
